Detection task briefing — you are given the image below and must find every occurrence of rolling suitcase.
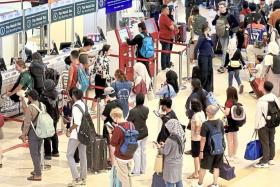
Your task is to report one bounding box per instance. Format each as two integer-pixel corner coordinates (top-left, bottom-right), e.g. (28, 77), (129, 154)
(249, 77), (264, 98)
(151, 173), (165, 187)
(175, 23), (187, 43)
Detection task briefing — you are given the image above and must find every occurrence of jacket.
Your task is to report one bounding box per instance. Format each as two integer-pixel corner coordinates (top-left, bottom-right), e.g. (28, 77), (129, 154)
(255, 93), (280, 129)
(29, 60), (46, 91)
(224, 49), (246, 71)
(212, 11), (239, 37)
(126, 32), (147, 59)
(194, 35), (214, 59)
(22, 100), (40, 136)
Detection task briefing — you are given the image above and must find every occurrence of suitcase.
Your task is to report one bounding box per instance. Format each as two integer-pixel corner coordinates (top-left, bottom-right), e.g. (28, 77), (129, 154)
(249, 77), (264, 98)
(151, 173), (165, 187)
(211, 34), (223, 55)
(87, 135), (108, 173)
(175, 23), (187, 43)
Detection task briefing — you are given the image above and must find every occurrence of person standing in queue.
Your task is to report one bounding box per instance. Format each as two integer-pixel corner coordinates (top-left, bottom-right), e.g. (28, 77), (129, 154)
(193, 24), (214, 93)
(159, 4), (176, 71)
(126, 22), (151, 77)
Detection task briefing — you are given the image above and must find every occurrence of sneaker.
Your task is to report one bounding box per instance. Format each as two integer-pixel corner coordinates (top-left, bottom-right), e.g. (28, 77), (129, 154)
(67, 179), (81, 187)
(239, 84), (244, 94)
(52, 153), (60, 157)
(81, 178), (86, 185)
(268, 160), (275, 165)
(129, 172), (141, 177)
(254, 162), (269, 168)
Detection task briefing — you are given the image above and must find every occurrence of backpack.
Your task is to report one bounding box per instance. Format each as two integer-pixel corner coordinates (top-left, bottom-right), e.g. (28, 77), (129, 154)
(230, 103), (246, 127)
(263, 101), (280, 128)
(74, 103), (96, 145)
(30, 103), (55, 139)
(193, 15), (207, 36)
(272, 55), (280, 74)
(216, 15), (229, 38)
(139, 33), (154, 58)
(118, 122), (139, 157)
(77, 66), (90, 92)
(29, 61), (46, 90)
(44, 68), (60, 86)
(207, 121), (225, 155)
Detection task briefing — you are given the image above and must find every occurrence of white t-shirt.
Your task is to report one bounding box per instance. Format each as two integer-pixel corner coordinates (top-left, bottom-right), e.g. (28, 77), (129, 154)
(70, 100), (86, 139)
(191, 111), (206, 141)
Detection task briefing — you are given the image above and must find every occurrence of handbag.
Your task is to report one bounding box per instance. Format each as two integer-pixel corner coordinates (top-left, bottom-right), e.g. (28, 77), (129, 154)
(244, 131), (263, 160)
(229, 60), (241, 68)
(132, 79), (147, 95)
(210, 156), (236, 181)
(154, 151), (163, 174)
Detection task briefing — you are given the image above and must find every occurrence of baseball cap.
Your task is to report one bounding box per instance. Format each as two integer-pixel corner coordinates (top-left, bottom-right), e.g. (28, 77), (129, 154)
(103, 87), (115, 96)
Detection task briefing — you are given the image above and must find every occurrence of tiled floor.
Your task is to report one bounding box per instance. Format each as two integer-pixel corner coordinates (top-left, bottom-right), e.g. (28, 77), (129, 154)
(1, 1), (280, 187)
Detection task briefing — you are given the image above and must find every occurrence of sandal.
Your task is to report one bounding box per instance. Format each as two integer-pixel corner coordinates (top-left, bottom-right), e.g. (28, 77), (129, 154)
(27, 175), (42, 181)
(187, 173), (199, 179)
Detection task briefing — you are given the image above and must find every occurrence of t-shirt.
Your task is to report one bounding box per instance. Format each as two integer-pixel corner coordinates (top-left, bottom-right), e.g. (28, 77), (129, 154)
(20, 71), (33, 90)
(191, 111), (206, 141)
(102, 99), (122, 124)
(225, 99), (240, 128)
(244, 23), (267, 45)
(159, 14), (174, 40)
(200, 119), (224, 153)
(70, 100), (85, 139)
(112, 81), (132, 117)
(268, 10), (280, 28)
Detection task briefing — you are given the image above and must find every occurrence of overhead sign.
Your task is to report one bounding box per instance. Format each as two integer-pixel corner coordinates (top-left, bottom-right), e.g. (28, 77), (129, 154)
(0, 11), (23, 37)
(106, 0), (132, 14)
(25, 4), (49, 30)
(51, 0), (74, 23)
(75, 0), (96, 16)
(98, 0), (106, 9)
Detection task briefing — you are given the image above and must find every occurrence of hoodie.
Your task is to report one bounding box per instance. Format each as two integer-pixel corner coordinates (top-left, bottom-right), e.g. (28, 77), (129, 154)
(40, 79), (59, 122)
(255, 93), (280, 129)
(29, 60), (46, 91)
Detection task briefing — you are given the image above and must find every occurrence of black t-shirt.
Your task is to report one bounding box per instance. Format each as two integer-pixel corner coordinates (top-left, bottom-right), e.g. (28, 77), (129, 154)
(102, 99), (122, 124)
(157, 110), (178, 143)
(200, 119), (225, 153)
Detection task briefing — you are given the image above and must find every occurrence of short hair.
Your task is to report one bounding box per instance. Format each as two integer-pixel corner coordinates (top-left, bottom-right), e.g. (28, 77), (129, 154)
(206, 105), (219, 117)
(249, 2), (257, 11)
(191, 6), (199, 15)
(264, 81), (274, 92)
(32, 52), (43, 63)
(26, 90), (39, 101)
(243, 1), (249, 9)
(83, 39), (94, 47)
(160, 98), (172, 108)
(138, 22), (146, 31)
(16, 59), (26, 69)
(273, 0), (280, 11)
(160, 4), (168, 12)
(256, 55), (264, 62)
(71, 88), (83, 100)
(191, 99), (202, 113)
(70, 50), (79, 59)
(136, 93), (145, 106)
(218, 1), (227, 7)
(202, 23), (209, 34)
(110, 107), (124, 120)
(79, 53), (88, 65)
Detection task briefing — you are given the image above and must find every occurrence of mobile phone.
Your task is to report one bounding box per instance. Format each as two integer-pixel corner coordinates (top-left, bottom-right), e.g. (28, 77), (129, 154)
(153, 110), (160, 117)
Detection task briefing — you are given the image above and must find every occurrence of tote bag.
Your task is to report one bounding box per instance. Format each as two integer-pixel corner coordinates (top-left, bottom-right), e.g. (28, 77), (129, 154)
(154, 152), (163, 174)
(244, 131), (263, 160)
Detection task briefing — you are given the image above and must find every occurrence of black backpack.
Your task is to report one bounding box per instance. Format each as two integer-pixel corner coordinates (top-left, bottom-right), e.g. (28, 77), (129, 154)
(74, 103), (96, 145)
(45, 68), (60, 86)
(263, 101), (280, 128)
(272, 55), (280, 74)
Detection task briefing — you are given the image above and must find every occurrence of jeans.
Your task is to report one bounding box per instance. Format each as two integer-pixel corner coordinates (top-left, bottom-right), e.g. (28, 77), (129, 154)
(228, 70), (242, 87)
(230, 6), (240, 23)
(160, 41), (172, 70)
(185, 7), (191, 23)
(258, 126), (276, 163)
(219, 37), (229, 67)
(132, 137), (147, 174)
(44, 121), (59, 157)
(66, 138), (87, 179)
(166, 180), (183, 187)
(28, 127), (43, 176)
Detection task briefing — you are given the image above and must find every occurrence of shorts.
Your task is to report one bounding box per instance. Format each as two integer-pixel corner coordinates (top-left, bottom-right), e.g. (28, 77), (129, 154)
(200, 152), (223, 170)
(246, 45), (265, 65)
(191, 140), (200, 157)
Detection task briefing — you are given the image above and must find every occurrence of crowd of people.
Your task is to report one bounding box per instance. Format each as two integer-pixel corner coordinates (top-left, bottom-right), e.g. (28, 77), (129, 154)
(1, 0), (280, 187)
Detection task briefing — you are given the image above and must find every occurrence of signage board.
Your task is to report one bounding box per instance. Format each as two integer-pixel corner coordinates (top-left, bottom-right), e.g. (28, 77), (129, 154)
(106, 0), (132, 14)
(25, 4), (49, 30)
(51, 0), (74, 23)
(0, 11), (23, 37)
(75, 0), (96, 16)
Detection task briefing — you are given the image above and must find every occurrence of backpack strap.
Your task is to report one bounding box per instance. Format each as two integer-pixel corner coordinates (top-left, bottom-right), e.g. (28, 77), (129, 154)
(73, 103), (88, 116)
(30, 103), (42, 113)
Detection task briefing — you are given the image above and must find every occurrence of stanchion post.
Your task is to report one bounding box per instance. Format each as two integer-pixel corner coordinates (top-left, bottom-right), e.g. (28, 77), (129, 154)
(179, 51), (186, 90)
(187, 45), (190, 79)
(97, 98), (101, 135)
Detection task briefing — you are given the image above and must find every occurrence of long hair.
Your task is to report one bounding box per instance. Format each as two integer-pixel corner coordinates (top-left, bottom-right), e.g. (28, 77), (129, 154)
(166, 70), (179, 93)
(98, 44), (111, 56)
(226, 86), (238, 103)
(114, 69), (127, 82)
(191, 78), (207, 109)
